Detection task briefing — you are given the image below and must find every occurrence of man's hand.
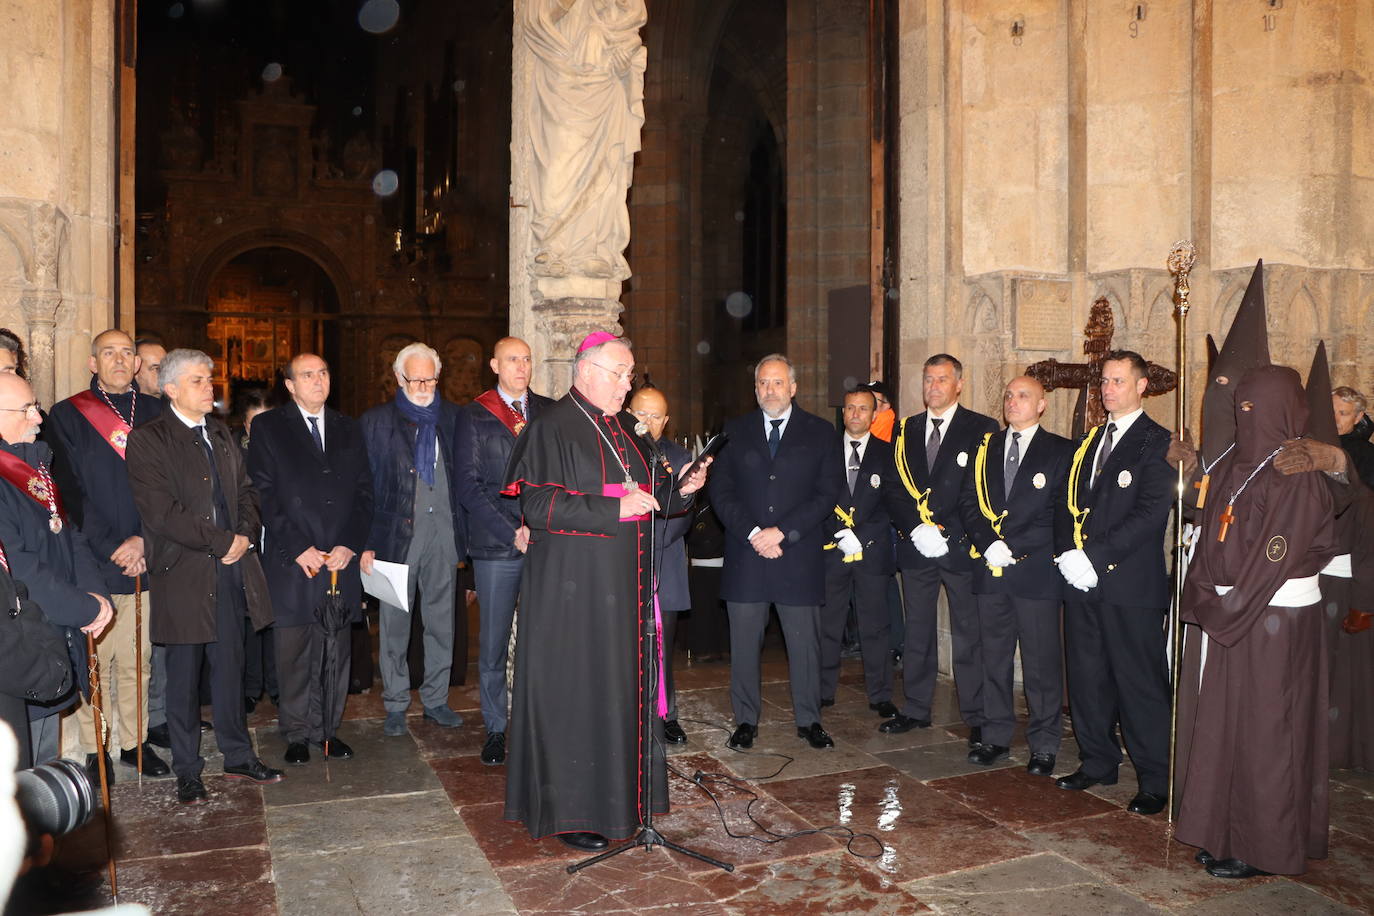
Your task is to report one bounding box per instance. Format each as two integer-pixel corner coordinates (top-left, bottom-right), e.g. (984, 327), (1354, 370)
(1275, 438), (1347, 476)
(223, 534), (251, 565)
(513, 525), (531, 554)
(82, 594), (114, 638)
(750, 526), (785, 559)
(678, 456), (712, 495)
(1343, 608), (1373, 635)
(984, 540), (1015, 568)
(911, 523), (949, 558)
(1054, 549), (1098, 591)
(619, 489), (660, 518)
(325, 546), (356, 572)
(834, 529), (862, 557)
(110, 535), (145, 572)
(1167, 430), (1198, 477)
(360, 550), (376, 575)
(295, 545), (328, 577)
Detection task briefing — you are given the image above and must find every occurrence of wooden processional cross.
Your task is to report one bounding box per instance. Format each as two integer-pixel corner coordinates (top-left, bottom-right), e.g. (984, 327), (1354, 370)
(1025, 297), (1178, 439)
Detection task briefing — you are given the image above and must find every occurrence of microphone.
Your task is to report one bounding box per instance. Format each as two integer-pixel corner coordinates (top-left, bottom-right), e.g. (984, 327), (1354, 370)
(633, 420), (650, 437)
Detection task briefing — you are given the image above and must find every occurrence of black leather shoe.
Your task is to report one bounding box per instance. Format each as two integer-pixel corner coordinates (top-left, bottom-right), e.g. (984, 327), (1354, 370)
(176, 775), (207, 805)
(1056, 769), (1118, 790)
(1026, 753), (1056, 777)
(797, 723), (834, 749)
(284, 742), (310, 765)
(84, 753), (115, 786)
(481, 731), (506, 766)
(968, 744), (1010, 766)
(1206, 858), (1271, 879)
(968, 726), (983, 749)
(557, 832), (608, 851)
(224, 758), (285, 784)
(727, 723), (756, 749)
(819, 697), (835, 708)
(243, 695), (257, 714)
(200, 719), (213, 732)
(317, 738), (353, 759)
(1127, 791), (1167, 815)
(120, 744), (171, 777)
(1195, 849), (1216, 867)
(869, 700), (899, 718)
(878, 714), (930, 734)
(147, 723), (171, 748)
(663, 720), (688, 744)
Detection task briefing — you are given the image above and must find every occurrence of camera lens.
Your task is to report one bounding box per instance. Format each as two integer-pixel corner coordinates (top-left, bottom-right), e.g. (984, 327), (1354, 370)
(16, 758), (96, 849)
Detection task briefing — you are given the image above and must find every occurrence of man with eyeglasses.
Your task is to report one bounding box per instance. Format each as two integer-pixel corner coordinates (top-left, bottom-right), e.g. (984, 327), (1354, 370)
(360, 342), (467, 737)
(0, 372), (113, 769)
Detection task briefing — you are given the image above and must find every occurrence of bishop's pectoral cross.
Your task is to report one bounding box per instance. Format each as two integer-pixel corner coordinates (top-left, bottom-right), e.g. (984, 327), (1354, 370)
(1217, 504), (1236, 542)
(1025, 297), (1178, 438)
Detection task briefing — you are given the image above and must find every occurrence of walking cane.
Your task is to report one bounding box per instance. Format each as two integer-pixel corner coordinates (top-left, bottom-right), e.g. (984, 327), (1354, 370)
(134, 578), (143, 786)
(86, 630), (119, 899)
(1165, 240), (1197, 829)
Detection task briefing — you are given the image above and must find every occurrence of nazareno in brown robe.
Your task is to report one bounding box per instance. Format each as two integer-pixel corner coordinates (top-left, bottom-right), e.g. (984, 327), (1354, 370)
(1325, 463), (1374, 770)
(1175, 365), (1339, 875)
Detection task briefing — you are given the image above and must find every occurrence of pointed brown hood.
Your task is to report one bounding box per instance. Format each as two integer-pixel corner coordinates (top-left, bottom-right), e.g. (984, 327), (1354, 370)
(1200, 259), (1271, 464)
(1303, 340), (1339, 447)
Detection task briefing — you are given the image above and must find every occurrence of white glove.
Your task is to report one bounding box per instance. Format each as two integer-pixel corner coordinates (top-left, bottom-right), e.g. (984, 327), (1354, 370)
(911, 523), (949, 558)
(983, 539), (1015, 568)
(834, 529), (863, 557)
(1054, 548), (1099, 591)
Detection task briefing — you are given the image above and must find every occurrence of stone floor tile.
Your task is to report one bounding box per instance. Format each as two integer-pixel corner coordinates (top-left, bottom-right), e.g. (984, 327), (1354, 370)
(904, 851), (1160, 914)
(1292, 827), (1374, 913)
(497, 849), (726, 914)
(1024, 810), (1271, 908)
(699, 727), (886, 784)
(407, 714), (490, 759)
(109, 774), (267, 860)
(267, 789), (467, 855)
(666, 753), (763, 809)
(819, 706), (958, 754)
(876, 738), (1015, 782)
(430, 754), (509, 808)
(273, 834), (515, 916)
(647, 794), (838, 874)
(929, 765), (1118, 831)
(673, 657), (735, 691)
(99, 847), (276, 916)
(674, 686), (742, 736)
(1328, 781), (1374, 842)
(699, 853), (928, 915)
(254, 719), (441, 806)
(1330, 768), (1374, 795)
(1170, 877), (1366, 914)
(460, 801), (588, 869)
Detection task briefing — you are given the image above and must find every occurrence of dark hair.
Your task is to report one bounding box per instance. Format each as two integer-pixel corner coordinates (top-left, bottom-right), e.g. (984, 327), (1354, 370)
(0, 327), (26, 378)
(133, 333), (165, 348)
(232, 385), (274, 420)
(1103, 349), (1148, 378)
(923, 354), (963, 378)
(845, 388), (878, 409)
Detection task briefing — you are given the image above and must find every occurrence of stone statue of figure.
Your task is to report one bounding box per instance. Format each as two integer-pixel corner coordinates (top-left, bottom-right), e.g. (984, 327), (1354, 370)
(524, 0), (647, 282)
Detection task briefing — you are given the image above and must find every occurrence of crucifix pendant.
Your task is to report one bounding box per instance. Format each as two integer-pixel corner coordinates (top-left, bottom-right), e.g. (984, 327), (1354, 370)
(623, 475), (638, 492)
(1194, 473), (1210, 509)
(1217, 503), (1236, 543)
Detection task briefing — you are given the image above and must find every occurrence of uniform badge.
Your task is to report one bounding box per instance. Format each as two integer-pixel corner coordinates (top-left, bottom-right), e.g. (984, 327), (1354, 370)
(1266, 536), (1287, 562)
(1032, 472), (1046, 489)
(27, 477), (50, 502)
(1117, 470), (1132, 488)
(110, 429), (128, 449)
(956, 451), (968, 467)
(870, 473), (881, 489)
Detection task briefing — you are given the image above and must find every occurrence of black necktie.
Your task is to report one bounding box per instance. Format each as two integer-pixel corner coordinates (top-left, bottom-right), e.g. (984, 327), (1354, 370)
(848, 440), (861, 494)
(307, 415), (324, 453)
(511, 398), (524, 419)
(1005, 431), (1021, 499)
(1094, 422), (1117, 483)
(768, 419), (783, 458)
(926, 417), (943, 467)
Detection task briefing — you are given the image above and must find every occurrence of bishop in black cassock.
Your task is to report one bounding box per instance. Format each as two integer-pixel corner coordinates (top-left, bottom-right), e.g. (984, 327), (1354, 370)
(500, 334), (708, 850)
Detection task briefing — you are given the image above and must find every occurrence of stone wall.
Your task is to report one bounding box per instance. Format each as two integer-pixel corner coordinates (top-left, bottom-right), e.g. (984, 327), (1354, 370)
(0, 0), (117, 404)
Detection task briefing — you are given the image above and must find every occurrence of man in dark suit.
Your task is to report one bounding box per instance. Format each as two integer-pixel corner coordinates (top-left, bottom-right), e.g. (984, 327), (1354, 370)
(126, 349), (283, 805)
(818, 388), (898, 717)
(711, 354), (843, 750)
(1052, 350), (1174, 816)
(247, 353), (373, 766)
(628, 385), (694, 745)
(959, 376), (1072, 773)
(456, 337), (552, 766)
(882, 354), (999, 740)
(360, 342), (466, 738)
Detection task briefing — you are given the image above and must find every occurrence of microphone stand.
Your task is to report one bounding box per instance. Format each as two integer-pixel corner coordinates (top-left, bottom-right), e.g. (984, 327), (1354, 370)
(568, 429), (734, 874)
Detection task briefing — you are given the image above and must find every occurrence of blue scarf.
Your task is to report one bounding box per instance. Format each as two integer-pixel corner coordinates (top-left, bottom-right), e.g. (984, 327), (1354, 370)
(394, 389), (441, 486)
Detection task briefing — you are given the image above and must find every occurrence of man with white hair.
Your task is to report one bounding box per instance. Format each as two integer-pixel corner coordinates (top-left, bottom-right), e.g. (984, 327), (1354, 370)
(360, 342), (466, 737)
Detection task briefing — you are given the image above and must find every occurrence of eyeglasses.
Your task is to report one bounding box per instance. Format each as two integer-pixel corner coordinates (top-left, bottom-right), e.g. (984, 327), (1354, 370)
(588, 361), (636, 385)
(0, 402), (41, 416)
(401, 375), (439, 390)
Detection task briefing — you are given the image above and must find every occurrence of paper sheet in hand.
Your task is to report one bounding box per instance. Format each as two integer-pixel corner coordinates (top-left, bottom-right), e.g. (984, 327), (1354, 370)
(361, 560), (410, 612)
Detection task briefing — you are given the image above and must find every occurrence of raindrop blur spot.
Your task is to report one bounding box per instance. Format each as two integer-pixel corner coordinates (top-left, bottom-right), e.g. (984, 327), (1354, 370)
(453, 80), (466, 92)
(725, 291), (753, 318)
(733, 210), (745, 222)
(167, 2), (184, 18)
(262, 62), (283, 83)
(843, 376), (859, 392)
(358, 0), (401, 34)
(1329, 706), (1340, 721)
(1263, 614), (1280, 636)
(696, 340), (711, 355)
(372, 169), (400, 197)
(352, 106), (363, 117)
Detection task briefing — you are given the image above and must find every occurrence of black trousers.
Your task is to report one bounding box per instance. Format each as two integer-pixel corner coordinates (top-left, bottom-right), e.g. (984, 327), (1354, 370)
(275, 622), (351, 744)
(977, 592), (1063, 753)
(165, 568), (252, 779)
(1063, 596), (1171, 794)
(243, 623), (278, 699)
(819, 560), (893, 704)
(660, 609), (680, 719)
(686, 564), (729, 658)
(899, 563), (984, 726)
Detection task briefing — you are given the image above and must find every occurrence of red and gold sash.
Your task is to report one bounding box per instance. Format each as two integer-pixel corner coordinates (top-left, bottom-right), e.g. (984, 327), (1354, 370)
(0, 449), (67, 531)
(475, 389), (527, 437)
(69, 389), (132, 459)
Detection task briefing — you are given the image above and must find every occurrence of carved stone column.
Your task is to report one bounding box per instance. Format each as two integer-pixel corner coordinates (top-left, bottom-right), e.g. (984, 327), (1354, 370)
(21, 292), (63, 407)
(510, 0), (645, 399)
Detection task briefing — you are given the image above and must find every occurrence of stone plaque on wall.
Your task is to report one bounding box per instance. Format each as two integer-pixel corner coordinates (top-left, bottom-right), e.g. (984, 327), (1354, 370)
(1013, 277), (1072, 351)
